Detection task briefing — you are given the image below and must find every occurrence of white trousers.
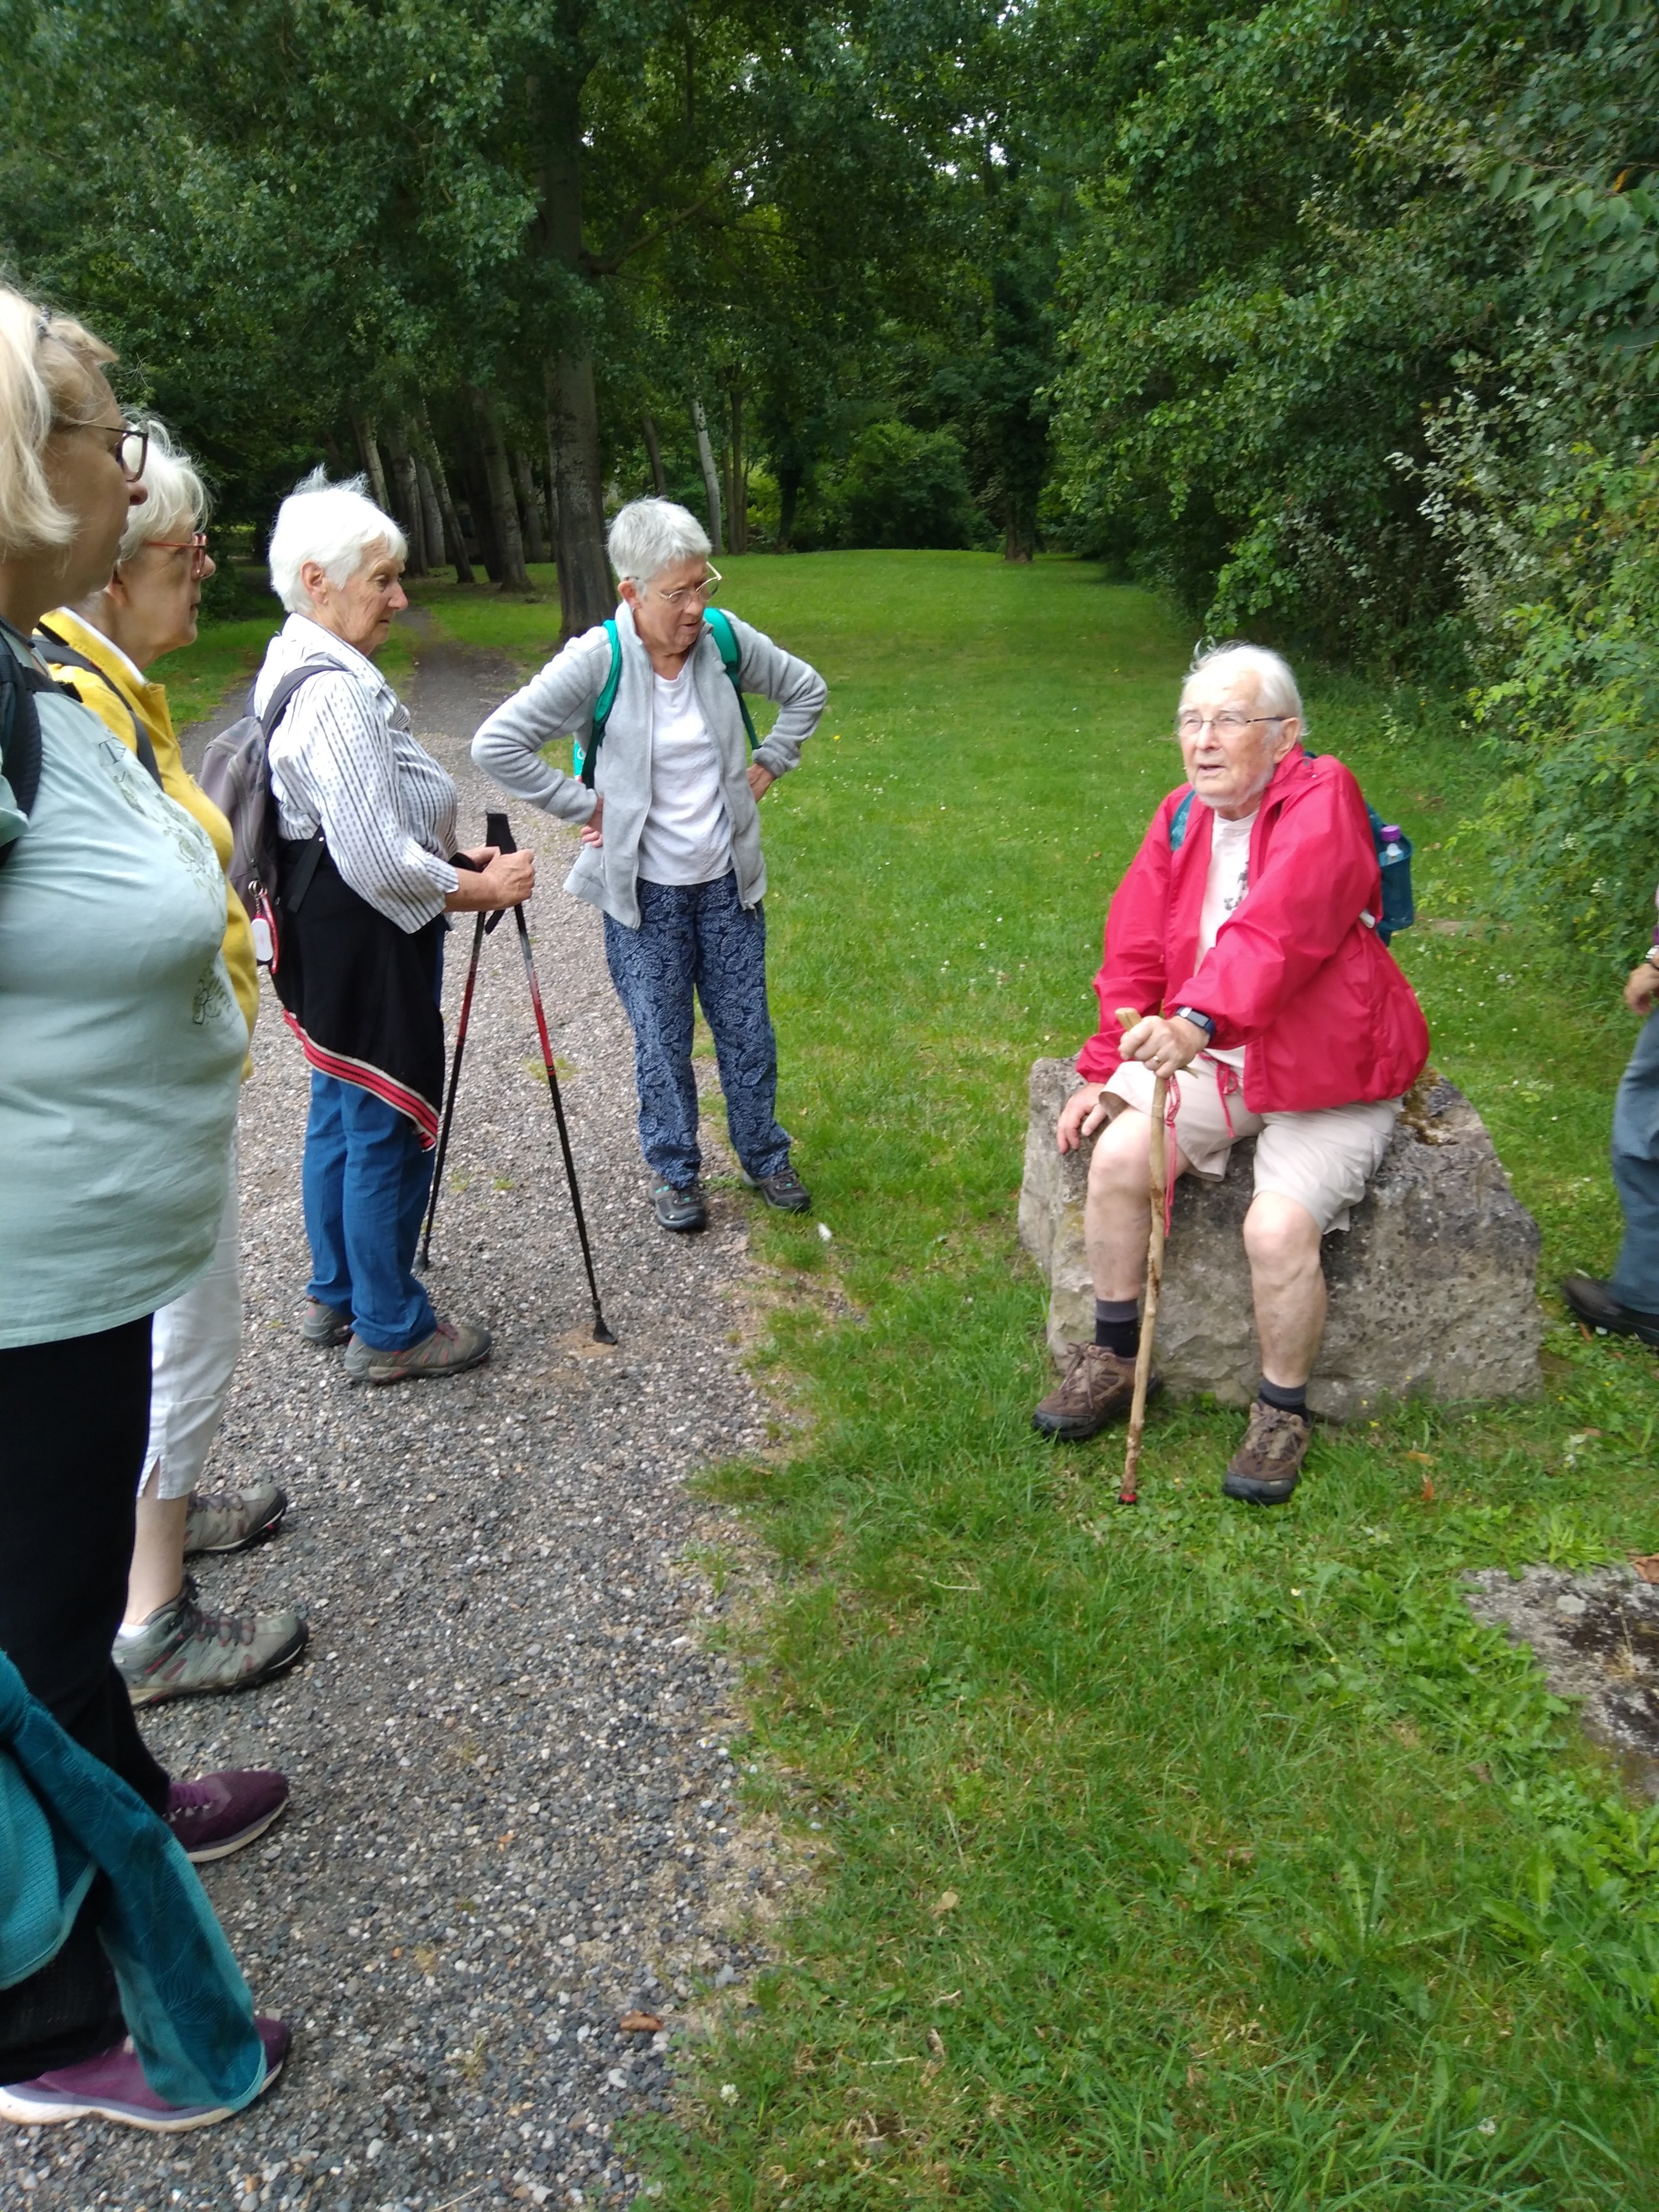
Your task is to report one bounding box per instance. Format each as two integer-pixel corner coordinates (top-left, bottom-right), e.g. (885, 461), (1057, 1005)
(140, 1126), (243, 1500)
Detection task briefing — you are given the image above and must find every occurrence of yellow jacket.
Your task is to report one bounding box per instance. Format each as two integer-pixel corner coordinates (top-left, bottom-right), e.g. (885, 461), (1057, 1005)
(38, 608), (260, 1050)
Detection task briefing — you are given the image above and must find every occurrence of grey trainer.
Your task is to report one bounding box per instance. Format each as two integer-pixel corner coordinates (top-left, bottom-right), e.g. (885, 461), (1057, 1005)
(651, 1180), (708, 1232)
(184, 1481), (288, 1558)
(114, 1577), (308, 1707)
(299, 1298), (352, 1346)
(744, 1164), (812, 1213)
(342, 1316), (492, 1385)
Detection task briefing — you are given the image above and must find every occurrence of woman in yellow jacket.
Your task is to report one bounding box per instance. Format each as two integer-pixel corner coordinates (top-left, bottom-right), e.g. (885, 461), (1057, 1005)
(38, 425), (306, 1721)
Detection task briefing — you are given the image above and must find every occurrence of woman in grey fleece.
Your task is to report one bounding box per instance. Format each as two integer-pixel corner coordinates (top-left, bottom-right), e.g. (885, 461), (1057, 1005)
(471, 498), (827, 1232)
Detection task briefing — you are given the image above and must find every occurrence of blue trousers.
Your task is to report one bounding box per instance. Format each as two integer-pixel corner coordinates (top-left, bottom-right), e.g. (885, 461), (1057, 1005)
(1612, 1009), (1659, 1313)
(302, 1078), (437, 1352)
(603, 870), (791, 1188)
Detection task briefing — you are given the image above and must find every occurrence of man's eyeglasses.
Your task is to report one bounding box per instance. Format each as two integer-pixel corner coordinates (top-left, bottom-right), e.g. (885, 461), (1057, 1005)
(55, 418), (149, 483)
(143, 531), (210, 579)
(646, 564), (723, 611)
(1175, 709), (1284, 739)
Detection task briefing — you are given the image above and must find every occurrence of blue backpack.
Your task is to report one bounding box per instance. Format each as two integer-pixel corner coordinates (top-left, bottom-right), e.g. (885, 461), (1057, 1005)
(572, 606), (757, 786)
(1167, 760), (1415, 946)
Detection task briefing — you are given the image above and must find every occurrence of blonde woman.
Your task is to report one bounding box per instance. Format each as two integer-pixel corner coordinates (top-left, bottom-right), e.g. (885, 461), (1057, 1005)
(38, 425), (306, 1712)
(0, 289), (286, 2127)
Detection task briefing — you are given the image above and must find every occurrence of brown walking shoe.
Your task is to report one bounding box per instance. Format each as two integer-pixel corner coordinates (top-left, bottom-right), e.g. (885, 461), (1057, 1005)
(342, 1315), (492, 1385)
(1032, 1342), (1151, 1441)
(1222, 1400), (1312, 1504)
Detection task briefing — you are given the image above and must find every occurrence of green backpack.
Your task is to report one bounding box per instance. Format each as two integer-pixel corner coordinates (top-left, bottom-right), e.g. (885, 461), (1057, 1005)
(572, 606), (758, 786)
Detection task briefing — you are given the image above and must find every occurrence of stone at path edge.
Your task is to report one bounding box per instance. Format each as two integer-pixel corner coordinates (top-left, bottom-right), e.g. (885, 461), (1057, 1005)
(1019, 1057), (1543, 1422)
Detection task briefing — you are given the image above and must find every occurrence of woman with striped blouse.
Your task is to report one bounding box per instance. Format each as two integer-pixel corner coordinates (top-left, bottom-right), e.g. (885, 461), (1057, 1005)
(255, 472), (533, 1385)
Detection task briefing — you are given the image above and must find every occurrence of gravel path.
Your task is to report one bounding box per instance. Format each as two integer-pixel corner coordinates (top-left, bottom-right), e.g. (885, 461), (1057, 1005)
(2, 629), (789, 2212)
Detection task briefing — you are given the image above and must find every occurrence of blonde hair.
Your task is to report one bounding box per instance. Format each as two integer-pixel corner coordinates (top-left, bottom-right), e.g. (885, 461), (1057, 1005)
(0, 287), (118, 559)
(117, 419), (208, 565)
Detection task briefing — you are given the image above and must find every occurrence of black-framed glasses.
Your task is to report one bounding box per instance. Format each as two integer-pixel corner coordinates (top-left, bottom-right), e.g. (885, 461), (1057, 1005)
(143, 531), (210, 578)
(1175, 709), (1284, 739)
(647, 563), (723, 610)
(54, 418), (149, 483)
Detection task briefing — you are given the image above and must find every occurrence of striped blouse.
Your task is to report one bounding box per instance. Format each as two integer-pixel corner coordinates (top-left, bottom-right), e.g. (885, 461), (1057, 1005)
(257, 614), (458, 934)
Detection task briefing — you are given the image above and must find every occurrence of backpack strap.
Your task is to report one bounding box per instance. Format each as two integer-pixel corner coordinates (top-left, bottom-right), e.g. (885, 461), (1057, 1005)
(0, 644), (48, 869)
(32, 626), (164, 790)
(577, 620), (622, 790)
(257, 661), (349, 912)
(702, 606), (759, 750)
(1168, 789), (1196, 852)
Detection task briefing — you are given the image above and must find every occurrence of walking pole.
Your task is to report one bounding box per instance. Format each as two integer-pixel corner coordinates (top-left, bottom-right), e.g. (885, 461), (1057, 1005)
(419, 907), (488, 1266)
(1116, 1007), (1168, 1507)
(488, 811), (618, 1345)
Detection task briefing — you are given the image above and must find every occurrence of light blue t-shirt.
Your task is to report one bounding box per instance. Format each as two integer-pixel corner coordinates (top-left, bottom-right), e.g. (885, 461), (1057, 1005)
(0, 644), (244, 1348)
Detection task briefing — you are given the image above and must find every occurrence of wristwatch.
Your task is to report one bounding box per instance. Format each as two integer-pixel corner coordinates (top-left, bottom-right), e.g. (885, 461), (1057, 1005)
(1644, 949), (1659, 972)
(1172, 1006), (1215, 1040)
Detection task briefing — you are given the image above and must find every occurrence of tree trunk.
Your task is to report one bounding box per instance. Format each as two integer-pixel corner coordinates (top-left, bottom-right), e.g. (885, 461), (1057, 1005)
(544, 419), (563, 552)
(546, 354), (613, 634)
(414, 453), (446, 577)
(539, 76), (615, 638)
(1003, 520), (1035, 564)
(726, 387), (748, 555)
(457, 438), (501, 582)
(382, 423), (428, 575)
(776, 461), (803, 552)
(513, 448), (548, 565)
(641, 411), (667, 497)
(411, 401), (475, 584)
(692, 395), (724, 555)
(469, 387), (530, 592)
(351, 411), (392, 515)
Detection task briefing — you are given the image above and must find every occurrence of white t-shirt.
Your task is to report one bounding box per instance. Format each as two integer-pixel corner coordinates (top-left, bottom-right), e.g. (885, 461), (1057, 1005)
(1193, 807), (1256, 1070)
(636, 663), (733, 886)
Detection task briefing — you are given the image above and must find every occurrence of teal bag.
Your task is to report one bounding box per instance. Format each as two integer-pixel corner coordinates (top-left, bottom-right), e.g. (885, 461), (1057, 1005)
(1167, 760), (1415, 947)
(572, 606), (757, 786)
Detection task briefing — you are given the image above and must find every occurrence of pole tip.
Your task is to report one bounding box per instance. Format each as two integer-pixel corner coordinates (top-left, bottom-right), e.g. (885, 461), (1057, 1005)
(592, 1318), (619, 1346)
(1117, 1488), (1139, 1506)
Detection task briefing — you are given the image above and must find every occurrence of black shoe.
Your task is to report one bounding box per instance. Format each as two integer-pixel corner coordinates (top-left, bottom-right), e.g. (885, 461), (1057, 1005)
(653, 1180), (708, 1232)
(746, 1164), (811, 1213)
(1561, 1274), (1659, 1346)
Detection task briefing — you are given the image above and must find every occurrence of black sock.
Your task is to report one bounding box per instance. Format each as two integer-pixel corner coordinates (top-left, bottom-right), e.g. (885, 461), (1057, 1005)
(1258, 1377), (1308, 1416)
(1094, 1297), (1140, 1358)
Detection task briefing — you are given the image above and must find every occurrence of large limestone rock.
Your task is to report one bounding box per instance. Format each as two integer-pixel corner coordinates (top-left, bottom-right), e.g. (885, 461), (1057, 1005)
(1018, 1057), (1543, 1421)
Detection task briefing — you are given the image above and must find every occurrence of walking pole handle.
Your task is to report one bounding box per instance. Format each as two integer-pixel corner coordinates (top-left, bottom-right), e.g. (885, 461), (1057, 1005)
(483, 811), (514, 933)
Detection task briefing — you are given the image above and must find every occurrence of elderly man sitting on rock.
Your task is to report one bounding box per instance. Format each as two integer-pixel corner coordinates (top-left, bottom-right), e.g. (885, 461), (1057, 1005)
(1034, 643), (1430, 1503)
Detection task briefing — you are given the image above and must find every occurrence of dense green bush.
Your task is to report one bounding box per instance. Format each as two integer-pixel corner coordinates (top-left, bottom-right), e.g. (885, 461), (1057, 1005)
(825, 421), (982, 550)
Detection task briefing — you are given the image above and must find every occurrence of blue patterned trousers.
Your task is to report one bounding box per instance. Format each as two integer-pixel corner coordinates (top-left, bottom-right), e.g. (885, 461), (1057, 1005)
(603, 871), (791, 1188)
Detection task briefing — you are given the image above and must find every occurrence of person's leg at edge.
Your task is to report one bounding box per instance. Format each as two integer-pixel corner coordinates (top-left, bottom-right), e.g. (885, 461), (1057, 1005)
(691, 874), (790, 1180)
(0, 1318), (169, 2080)
(338, 1082), (437, 1352)
(301, 1070), (352, 1316)
(603, 881), (702, 1188)
(1241, 1191), (1326, 1394)
(1034, 1105), (1196, 1438)
(1610, 1010), (1659, 1315)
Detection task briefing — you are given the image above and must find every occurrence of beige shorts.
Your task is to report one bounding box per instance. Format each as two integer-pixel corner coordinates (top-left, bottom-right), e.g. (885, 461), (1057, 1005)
(1103, 1058), (1401, 1234)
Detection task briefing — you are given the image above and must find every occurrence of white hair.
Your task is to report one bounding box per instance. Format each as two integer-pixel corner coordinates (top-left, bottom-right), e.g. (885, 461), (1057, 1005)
(0, 288), (117, 559)
(1183, 640), (1303, 723)
(606, 497), (709, 586)
(117, 419), (208, 564)
(267, 466), (406, 614)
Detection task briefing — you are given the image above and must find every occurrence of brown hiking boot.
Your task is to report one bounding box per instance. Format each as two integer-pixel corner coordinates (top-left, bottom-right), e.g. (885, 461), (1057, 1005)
(1222, 1400), (1313, 1504)
(1032, 1342), (1150, 1441)
(342, 1315), (492, 1385)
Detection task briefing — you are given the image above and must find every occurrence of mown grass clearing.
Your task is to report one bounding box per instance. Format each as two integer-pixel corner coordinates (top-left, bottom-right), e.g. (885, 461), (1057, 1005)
(196, 552), (1659, 2202)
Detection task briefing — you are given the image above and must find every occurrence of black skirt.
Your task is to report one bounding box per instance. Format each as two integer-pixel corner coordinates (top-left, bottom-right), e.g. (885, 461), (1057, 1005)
(272, 839), (444, 1145)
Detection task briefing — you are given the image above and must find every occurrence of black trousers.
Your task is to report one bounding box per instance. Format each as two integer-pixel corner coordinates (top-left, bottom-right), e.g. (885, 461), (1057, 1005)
(0, 1317), (171, 2078)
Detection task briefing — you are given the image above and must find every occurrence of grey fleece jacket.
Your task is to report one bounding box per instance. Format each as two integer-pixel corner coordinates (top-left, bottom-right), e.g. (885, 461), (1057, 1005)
(469, 603), (827, 930)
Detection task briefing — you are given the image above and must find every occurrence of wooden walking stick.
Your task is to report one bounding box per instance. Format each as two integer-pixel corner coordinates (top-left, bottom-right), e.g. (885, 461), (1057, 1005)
(1115, 1008), (1169, 1506)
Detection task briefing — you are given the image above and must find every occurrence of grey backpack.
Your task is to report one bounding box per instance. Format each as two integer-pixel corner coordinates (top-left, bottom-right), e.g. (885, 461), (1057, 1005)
(197, 661), (344, 961)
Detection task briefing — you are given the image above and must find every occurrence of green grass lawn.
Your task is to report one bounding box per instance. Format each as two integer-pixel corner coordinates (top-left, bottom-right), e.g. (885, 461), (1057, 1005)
(192, 553), (1659, 2203)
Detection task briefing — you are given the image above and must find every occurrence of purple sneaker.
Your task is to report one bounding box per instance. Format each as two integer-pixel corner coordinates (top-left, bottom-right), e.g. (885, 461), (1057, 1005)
(165, 1770), (289, 1864)
(0, 2016), (289, 2131)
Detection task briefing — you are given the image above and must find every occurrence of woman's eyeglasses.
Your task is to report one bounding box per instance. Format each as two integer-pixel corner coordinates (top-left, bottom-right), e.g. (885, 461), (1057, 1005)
(55, 418), (150, 483)
(647, 564), (723, 611)
(143, 531), (211, 579)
